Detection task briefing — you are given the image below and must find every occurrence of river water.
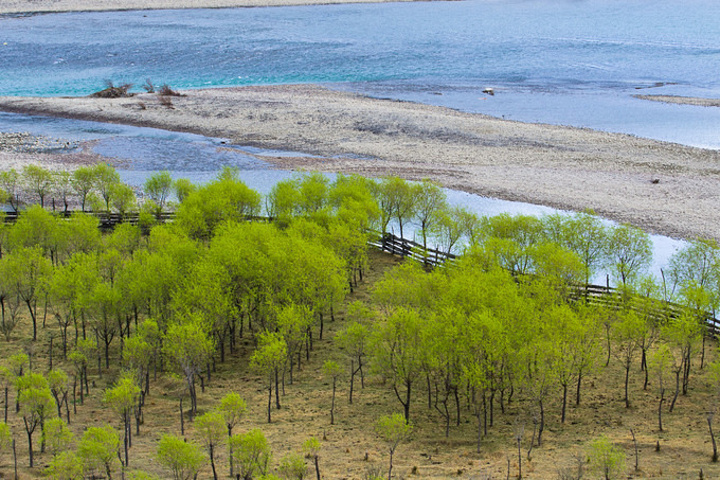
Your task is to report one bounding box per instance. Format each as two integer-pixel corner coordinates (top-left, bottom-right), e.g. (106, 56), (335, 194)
(2, 0), (717, 273)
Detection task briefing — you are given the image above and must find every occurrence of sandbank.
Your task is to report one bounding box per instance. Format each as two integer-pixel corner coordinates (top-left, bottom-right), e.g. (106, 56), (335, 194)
(0, 0), (415, 14)
(635, 94), (720, 108)
(0, 85), (718, 242)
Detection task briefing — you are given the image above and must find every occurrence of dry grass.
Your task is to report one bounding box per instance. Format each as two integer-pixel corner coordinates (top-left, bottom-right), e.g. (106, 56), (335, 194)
(1, 250), (719, 480)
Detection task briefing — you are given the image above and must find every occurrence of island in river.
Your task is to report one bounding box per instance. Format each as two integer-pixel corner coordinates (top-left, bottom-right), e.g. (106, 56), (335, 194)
(0, 85), (718, 243)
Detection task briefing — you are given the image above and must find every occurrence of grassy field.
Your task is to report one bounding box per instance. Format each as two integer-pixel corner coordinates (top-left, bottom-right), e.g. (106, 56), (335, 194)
(1, 249), (719, 480)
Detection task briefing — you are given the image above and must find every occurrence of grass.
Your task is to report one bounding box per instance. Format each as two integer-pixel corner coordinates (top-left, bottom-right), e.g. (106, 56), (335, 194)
(1, 249), (719, 479)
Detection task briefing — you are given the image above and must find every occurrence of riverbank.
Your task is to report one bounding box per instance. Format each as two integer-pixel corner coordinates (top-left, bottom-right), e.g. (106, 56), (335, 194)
(0, 85), (718, 242)
(0, 0), (416, 14)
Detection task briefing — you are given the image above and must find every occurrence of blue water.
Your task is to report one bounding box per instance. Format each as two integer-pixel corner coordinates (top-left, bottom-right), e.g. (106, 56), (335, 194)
(1, 0), (719, 146)
(0, 0), (711, 277)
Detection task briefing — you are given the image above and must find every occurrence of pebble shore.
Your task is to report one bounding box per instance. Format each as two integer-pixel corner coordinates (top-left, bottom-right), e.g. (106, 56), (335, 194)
(0, 132), (78, 154)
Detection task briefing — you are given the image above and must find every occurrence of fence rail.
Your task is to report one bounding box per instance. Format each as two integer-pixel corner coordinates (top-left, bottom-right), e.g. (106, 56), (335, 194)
(372, 230), (720, 336)
(5, 209), (719, 336)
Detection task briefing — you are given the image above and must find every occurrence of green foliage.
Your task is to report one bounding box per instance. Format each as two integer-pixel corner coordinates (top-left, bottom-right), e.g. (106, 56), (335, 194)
(77, 425), (121, 479)
(163, 319), (215, 415)
(230, 429), (272, 480)
(302, 437), (320, 458)
(156, 434), (207, 480)
(279, 452), (307, 480)
(93, 163), (121, 212)
(173, 177), (196, 204)
(22, 164), (54, 207)
(217, 392), (247, 435)
(0, 421), (11, 455)
(175, 169), (261, 239)
(46, 451), (84, 480)
(43, 417), (74, 457)
(0, 169), (19, 210)
(607, 223), (652, 286)
(194, 410), (226, 449)
(104, 375), (140, 419)
(111, 182), (137, 216)
(376, 413), (413, 480)
(588, 435), (626, 480)
(144, 170), (173, 212)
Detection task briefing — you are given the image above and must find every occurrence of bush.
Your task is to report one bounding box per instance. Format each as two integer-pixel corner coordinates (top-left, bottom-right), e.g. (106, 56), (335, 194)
(90, 80), (134, 98)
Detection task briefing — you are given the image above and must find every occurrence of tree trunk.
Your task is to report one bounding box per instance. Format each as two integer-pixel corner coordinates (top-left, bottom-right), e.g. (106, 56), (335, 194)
(624, 364), (631, 408)
(209, 443), (218, 480)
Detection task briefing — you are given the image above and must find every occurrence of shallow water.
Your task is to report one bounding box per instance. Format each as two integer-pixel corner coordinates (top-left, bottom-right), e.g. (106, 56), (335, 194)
(1, 0), (719, 146)
(0, 0), (702, 279)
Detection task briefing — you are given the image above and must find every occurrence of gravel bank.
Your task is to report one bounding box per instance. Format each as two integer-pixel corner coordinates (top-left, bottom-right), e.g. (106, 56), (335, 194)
(0, 85), (718, 242)
(0, 0), (415, 14)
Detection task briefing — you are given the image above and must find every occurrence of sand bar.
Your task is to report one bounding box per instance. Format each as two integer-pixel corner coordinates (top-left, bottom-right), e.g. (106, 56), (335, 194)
(0, 85), (718, 242)
(0, 0), (415, 14)
(635, 94), (720, 108)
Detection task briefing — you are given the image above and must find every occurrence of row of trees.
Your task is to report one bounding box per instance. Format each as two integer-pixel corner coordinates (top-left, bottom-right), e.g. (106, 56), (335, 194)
(0, 164), (183, 215)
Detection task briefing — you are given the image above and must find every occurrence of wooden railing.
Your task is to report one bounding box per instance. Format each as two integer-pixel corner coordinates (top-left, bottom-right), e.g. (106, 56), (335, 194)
(371, 230), (720, 336)
(5, 210), (718, 336)
(367, 231), (456, 269)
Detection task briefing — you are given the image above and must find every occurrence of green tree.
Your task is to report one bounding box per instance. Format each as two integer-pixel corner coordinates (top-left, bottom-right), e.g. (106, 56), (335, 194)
(22, 164), (54, 208)
(230, 429), (271, 480)
(335, 317), (372, 404)
(163, 320), (215, 418)
(194, 410), (225, 480)
(381, 176), (418, 239)
(276, 303), (313, 384)
(613, 310), (645, 408)
(173, 178), (196, 204)
(42, 417), (73, 457)
(78, 425), (121, 479)
(104, 375), (140, 467)
(156, 434), (206, 480)
(0, 421), (11, 463)
(47, 369), (71, 422)
(17, 372), (54, 467)
(302, 437), (321, 480)
(72, 166), (97, 212)
(175, 169), (261, 240)
(667, 238), (719, 293)
(607, 223), (652, 286)
(53, 170), (74, 214)
(649, 343), (673, 431)
(2, 246), (52, 341)
(45, 451), (84, 480)
(376, 413), (413, 480)
(279, 452), (307, 480)
(144, 171), (173, 213)
(322, 360), (343, 425)
(93, 163), (121, 212)
(370, 307), (424, 423)
(0, 169), (20, 211)
(588, 435), (626, 480)
(250, 331), (287, 423)
(414, 179), (448, 250)
(217, 392), (247, 478)
(110, 182), (137, 217)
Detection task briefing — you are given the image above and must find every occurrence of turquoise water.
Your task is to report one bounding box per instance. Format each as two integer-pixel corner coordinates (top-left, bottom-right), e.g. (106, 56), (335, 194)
(0, 0), (710, 275)
(1, 0), (719, 146)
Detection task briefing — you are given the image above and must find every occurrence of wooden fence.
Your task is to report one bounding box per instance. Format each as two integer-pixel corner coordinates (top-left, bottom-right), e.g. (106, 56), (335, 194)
(367, 231), (456, 269)
(5, 209), (719, 336)
(371, 230), (720, 336)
